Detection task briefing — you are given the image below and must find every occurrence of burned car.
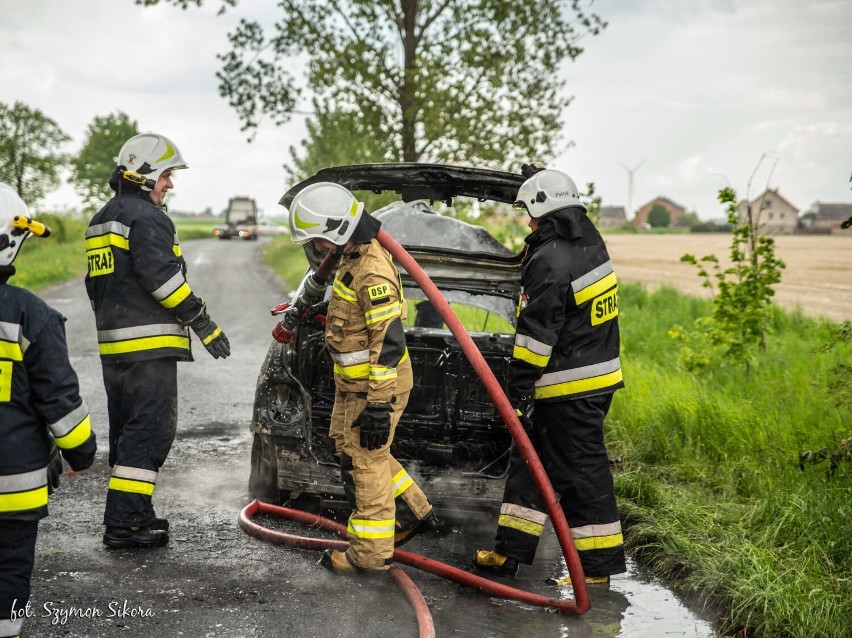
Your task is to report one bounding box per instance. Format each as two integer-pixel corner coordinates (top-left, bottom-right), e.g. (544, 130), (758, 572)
(249, 164), (525, 517)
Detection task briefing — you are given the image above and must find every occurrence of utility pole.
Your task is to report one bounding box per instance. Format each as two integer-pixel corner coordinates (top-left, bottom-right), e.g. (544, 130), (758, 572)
(620, 159), (645, 219)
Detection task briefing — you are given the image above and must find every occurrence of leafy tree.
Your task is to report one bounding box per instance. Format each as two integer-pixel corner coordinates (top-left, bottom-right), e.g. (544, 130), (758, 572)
(647, 204), (671, 228)
(676, 210), (699, 227)
(0, 101), (70, 203)
(138, 0), (606, 167)
(671, 187), (786, 369)
(286, 102), (396, 211)
(70, 112), (139, 208)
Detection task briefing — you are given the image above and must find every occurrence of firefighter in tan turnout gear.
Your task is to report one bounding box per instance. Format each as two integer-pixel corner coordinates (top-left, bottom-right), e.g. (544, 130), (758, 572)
(475, 165), (627, 585)
(0, 183), (97, 638)
(286, 182), (442, 573)
(85, 134), (230, 549)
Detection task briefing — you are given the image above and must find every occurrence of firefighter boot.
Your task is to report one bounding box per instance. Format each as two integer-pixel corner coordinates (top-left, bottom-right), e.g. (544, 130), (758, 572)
(150, 518), (169, 532)
(546, 574), (610, 587)
(394, 510), (448, 547)
(103, 525), (169, 549)
(473, 549), (519, 577)
(319, 549), (388, 576)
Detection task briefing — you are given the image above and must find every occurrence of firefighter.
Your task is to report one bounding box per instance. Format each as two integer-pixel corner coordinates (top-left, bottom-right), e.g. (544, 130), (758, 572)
(0, 183), (97, 638)
(85, 133), (230, 549)
(286, 182), (442, 573)
(474, 166), (627, 584)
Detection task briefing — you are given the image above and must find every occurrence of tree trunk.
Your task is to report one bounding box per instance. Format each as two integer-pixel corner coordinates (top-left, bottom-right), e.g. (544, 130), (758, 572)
(399, 0), (419, 162)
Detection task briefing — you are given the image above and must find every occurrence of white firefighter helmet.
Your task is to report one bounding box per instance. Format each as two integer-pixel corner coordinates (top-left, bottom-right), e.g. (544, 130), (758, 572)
(0, 182), (50, 267)
(287, 182), (364, 245)
(116, 133), (188, 190)
(514, 168), (586, 218)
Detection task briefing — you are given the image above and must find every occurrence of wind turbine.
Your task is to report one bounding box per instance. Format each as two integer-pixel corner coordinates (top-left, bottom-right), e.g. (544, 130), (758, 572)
(620, 159), (645, 219)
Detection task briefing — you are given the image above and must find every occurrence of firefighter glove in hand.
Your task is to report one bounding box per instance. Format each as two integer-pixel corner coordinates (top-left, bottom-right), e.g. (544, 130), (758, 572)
(510, 393), (535, 432)
(47, 443), (63, 495)
(353, 403), (393, 450)
(189, 308), (231, 359)
(303, 300), (329, 328)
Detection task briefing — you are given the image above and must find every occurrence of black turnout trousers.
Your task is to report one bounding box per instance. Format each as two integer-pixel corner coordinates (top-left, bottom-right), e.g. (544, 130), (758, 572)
(0, 519), (38, 637)
(494, 394), (626, 576)
(102, 358), (178, 528)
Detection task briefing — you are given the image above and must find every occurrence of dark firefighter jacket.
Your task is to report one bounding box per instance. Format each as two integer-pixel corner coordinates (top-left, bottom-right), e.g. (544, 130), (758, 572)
(0, 267), (97, 521)
(509, 206), (624, 403)
(325, 220), (412, 404)
(85, 177), (205, 363)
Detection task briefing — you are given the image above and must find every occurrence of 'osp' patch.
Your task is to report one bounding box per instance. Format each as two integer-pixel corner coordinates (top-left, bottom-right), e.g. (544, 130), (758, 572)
(368, 283), (391, 300)
(87, 247), (114, 277)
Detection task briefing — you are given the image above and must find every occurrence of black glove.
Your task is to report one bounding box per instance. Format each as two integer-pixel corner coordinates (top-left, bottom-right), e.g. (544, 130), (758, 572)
(188, 303), (231, 359)
(352, 403), (393, 450)
(521, 162), (547, 178)
(47, 443), (63, 495)
(302, 301), (329, 328)
(509, 393), (535, 432)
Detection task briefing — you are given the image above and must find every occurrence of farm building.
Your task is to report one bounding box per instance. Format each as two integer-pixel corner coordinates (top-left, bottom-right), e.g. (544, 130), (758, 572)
(634, 196), (686, 227)
(740, 188), (798, 235)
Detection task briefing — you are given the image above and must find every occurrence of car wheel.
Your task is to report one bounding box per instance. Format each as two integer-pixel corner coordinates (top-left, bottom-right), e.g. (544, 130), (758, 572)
(249, 433), (283, 502)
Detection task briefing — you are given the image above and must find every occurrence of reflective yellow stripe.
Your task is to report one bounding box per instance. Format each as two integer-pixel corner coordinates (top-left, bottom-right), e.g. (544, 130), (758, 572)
(109, 477), (155, 496)
(0, 341), (23, 361)
(172, 244), (182, 257)
(365, 302), (401, 326)
(574, 532), (624, 551)
(53, 415), (92, 450)
(513, 344), (550, 368)
(498, 514), (544, 537)
(348, 200), (359, 217)
(369, 365), (397, 381)
(574, 271), (617, 305)
(347, 517), (396, 539)
(160, 282), (192, 309)
(334, 362), (370, 379)
(0, 486), (48, 513)
(202, 326), (222, 345)
(534, 369), (623, 400)
(99, 335), (190, 356)
(85, 233), (129, 251)
(392, 469), (413, 498)
(333, 279), (357, 302)
(0, 361), (11, 402)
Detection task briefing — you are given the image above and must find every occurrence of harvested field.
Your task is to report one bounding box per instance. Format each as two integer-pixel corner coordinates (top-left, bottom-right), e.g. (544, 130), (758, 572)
(605, 233), (852, 323)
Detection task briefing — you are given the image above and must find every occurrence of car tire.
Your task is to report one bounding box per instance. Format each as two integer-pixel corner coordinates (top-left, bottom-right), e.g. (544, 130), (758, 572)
(249, 433), (283, 502)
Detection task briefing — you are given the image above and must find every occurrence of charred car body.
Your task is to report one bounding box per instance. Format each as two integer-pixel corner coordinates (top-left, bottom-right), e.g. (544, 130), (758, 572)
(249, 164), (525, 517)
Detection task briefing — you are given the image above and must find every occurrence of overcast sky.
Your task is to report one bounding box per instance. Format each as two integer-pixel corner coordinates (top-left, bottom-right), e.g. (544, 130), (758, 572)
(2, 0), (850, 220)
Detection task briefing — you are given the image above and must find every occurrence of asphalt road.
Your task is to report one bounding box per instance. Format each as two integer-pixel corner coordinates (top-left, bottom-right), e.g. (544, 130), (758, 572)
(27, 237), (717, 638)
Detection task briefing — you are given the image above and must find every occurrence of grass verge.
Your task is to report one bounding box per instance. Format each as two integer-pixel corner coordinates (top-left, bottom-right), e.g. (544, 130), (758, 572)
(610, 284), (851, 638)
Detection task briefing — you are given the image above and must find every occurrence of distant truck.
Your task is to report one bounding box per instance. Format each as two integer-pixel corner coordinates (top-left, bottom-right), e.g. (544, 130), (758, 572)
(213, 196), (259, 240)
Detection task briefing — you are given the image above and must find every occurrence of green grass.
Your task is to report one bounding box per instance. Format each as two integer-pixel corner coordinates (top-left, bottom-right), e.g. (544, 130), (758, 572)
(9, 213), (90, 291)
(610, 284), (851, 638)
(261, 235), (310, 290)
(174, 217), (217, 240)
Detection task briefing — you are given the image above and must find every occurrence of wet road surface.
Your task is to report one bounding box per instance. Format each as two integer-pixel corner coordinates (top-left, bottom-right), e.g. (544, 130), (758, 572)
(28, 237), (718, 637)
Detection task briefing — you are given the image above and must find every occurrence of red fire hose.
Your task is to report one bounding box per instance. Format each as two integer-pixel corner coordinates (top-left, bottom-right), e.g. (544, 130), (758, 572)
(376, 229), (590, 614)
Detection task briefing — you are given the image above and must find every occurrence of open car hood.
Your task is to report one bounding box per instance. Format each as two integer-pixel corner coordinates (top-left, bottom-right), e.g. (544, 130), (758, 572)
(280, 163), (525, 207)
(289, 164), (525, 324)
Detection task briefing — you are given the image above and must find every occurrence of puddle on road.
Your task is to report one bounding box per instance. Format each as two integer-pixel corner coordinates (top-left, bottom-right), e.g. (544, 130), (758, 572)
(412, 521), (718, 638)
